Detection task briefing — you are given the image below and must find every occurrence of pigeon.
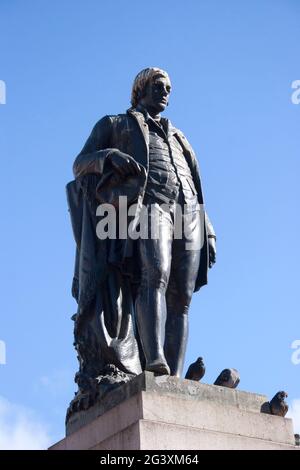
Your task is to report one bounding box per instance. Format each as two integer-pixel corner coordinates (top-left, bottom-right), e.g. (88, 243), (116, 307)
(269, 391), (288, 417)
(185, 357), (206, 381)
(214, 368), (240, 388)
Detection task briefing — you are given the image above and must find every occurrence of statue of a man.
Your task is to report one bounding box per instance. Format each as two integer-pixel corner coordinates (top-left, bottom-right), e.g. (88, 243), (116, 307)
(67, 67), (216, 415)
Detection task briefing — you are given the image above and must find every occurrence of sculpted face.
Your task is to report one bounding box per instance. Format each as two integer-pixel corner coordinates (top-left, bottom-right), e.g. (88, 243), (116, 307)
(140, 74), (172, 115)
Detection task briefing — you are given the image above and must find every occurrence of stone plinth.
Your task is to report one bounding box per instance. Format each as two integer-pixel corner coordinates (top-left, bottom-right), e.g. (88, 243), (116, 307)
(50, 372), (297, 450)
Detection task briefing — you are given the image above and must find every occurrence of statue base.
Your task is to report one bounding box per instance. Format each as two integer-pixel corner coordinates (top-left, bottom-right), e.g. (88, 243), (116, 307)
(50, 372), (297, 450)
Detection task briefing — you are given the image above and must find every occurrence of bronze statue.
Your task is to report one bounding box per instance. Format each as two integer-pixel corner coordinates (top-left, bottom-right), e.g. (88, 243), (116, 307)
(66, 68), (216, 418)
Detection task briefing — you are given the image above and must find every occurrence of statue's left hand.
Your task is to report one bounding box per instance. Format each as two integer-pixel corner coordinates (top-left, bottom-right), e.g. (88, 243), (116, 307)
(208, 237), (216, 268)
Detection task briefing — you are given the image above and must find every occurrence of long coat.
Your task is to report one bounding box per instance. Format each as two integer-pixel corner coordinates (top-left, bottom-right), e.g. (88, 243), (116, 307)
(73, 108), (215, 292)
(66, 108), (215, 381)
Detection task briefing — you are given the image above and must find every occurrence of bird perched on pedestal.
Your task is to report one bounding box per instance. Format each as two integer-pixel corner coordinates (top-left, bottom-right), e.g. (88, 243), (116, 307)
(214, 368), (240, 388)
(269, 391), (289, 417)
(185, 357), (206, 381)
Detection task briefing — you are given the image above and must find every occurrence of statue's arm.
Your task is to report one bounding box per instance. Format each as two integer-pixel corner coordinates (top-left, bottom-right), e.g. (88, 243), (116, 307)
(73, 115), (116, 178)
(205, 212), (216, 239)
(176, 129), (217, 240)
(177, 129), (217, 266)
(205, 212), (217, 268)
(73, 115), (142, 179)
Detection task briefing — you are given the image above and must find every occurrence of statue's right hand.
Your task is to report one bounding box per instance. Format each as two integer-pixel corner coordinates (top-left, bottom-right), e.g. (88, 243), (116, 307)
(107, 150), (143, 178)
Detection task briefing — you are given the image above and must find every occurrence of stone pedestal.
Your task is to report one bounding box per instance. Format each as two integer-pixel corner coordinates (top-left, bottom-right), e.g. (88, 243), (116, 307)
(50, 372), (297, 450)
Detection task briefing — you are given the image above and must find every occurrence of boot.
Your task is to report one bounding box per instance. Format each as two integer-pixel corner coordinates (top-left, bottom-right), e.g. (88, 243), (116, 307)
(164, 313), (188, 377)
(135, 296), (170, 375)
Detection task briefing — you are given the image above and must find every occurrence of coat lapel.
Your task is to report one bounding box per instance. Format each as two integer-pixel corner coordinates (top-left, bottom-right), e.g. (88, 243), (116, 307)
(127, 108), (149, 149)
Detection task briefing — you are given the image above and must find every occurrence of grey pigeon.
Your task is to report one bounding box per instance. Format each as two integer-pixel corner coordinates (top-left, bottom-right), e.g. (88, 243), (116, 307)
(185, 357), (206, 381)
(269, 391), (288, 417)
(214, 368), (240, 388)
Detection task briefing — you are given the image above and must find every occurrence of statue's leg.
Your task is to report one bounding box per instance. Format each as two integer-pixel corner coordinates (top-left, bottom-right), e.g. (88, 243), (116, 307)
(135, 203), (173, 375)
(164, 206), (201, 377)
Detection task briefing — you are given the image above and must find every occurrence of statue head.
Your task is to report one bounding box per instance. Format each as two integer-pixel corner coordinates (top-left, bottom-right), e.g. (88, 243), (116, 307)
(131, 67), (171, 114)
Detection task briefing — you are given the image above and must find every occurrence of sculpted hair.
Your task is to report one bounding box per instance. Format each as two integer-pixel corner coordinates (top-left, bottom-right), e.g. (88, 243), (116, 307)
(131, 67), (170, 108)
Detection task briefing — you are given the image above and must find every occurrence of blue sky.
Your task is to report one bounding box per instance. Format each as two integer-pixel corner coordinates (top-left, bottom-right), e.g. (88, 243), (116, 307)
(0, 0), (299, 448)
